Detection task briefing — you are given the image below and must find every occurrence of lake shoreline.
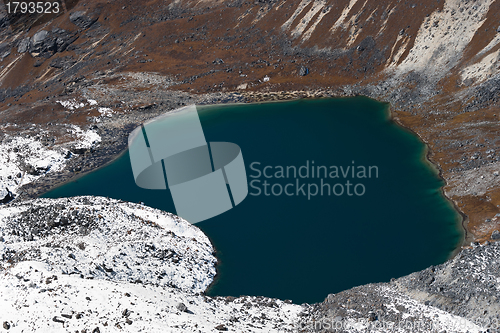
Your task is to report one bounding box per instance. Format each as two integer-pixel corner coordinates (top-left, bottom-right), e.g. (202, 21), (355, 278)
(241, 91), (470, 253)
(39, 96), (465, 304)
(390, 113), (469, 255)
(391, 116), (470, 251)
(26, 93), (468, 273)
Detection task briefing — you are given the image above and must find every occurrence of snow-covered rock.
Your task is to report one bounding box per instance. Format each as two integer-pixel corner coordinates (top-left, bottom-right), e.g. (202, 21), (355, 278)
(0, 127), (102, 203)
(1, 195), (500, 332)
(0, 196), (215, 292)
(67, 125), (101, 150)
(0, 135), (67, 201)
(57, 99), (86, 110)
(299, 242), (500, 333)
(0, 197), (301, 332)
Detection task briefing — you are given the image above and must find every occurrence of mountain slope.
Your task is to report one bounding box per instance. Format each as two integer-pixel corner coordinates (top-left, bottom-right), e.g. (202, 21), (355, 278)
(1, 0), (499, 241)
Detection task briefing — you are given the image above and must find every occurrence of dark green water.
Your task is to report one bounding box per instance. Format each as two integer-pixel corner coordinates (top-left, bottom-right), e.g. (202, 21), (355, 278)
(44, 97), (463, 304)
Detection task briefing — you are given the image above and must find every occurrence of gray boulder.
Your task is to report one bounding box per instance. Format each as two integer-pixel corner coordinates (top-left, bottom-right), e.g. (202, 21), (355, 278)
(299, 66), (309, 76)
(0, 188), (14, 204)
(0, 14), (9, 29)
(49, 56), (76, 70)
(491, 230), (500, 240)
(0, 43), (10, 59)
(26, 28), (77, 57)
(69, 11), (98, 29)
(17, 38), (30, 53)
(176, 302), (187, 312)
(29, 30), (57, 57)
(32, 30), (49, 46)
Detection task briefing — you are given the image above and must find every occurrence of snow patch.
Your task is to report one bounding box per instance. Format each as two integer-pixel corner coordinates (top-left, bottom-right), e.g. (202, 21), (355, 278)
(329, 0), (360, 34)
(302, 4), (331, 41)
(98, 107), (114, 117)
(0, 135), (66, 199)
(379, 286), (483, 333)
(290, 0), (327, 38)
(281, 0), (311, 31)
(461, 49), (500, 84)
(68, 125), (101, 149)
(57, 99), (86, 110)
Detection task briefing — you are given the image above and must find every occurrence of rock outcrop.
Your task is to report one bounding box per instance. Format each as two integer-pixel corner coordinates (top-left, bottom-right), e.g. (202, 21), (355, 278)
(299, 242), (500, 332)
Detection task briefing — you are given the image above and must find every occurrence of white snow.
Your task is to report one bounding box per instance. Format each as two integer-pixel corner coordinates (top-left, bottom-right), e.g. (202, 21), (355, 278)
(281, 0), (311, 31)
(460, 49), (500, 84)
(58, 99), (115, 120)
(301, 4), (331, 42)
(0, 135), (67, 199)
(67, 125), (101, 149)
(0, 197), (215, 292)
(0, 125), (102, 201)
(329, 0), (360, 34)
(477, 32), (500, 57)
(98, 107), (114, 117)
(57, 99), (86, 110)
(378, 286), (483, 333)
(386, 34), (411, 67)
(290, 0), (327, 38)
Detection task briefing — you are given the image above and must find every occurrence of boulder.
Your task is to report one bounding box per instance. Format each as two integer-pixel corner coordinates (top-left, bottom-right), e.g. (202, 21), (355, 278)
(176, 302), (187, 312)
(298, 66), (309, 76)
(0, 188), (14, 204)
(32, 30), (49, 46)
(69, 11), (98, 29)
(52, 28), (78, 53)
(17, 38), (30, 53)
(26, 165), (48, 176)
(0, 15), (9, 29)
(0, 43), (11, 59)
(491, 230), (500, 240)
(29, 30), (57, 57)
(49, 56), (76, 70)
(25, 28), (77, 57)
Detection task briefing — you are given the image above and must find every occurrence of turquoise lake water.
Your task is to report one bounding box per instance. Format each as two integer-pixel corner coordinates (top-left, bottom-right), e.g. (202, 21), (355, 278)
(43, 97), (463, 304)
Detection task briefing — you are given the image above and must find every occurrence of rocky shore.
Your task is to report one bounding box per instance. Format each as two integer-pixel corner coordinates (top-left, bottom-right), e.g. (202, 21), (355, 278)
(298, 241), (500, 332)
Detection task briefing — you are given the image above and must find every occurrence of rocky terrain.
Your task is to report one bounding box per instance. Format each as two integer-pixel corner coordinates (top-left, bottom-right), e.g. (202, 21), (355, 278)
(299, 241), (500, 332)
(1, 0), (500, 331)
(0, 0), (499, 242)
